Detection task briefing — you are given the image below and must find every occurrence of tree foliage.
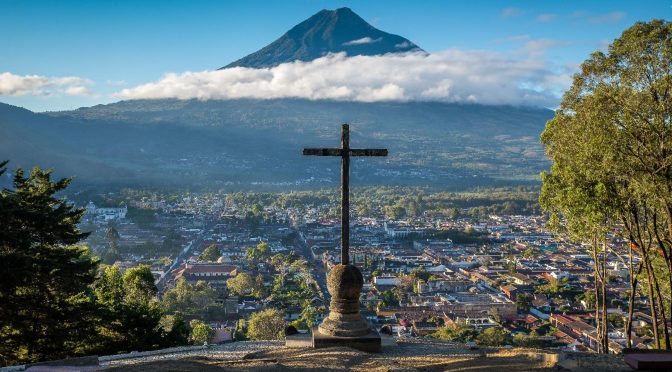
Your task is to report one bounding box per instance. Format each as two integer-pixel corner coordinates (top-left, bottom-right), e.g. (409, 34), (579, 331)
(92, 265), (165, 354)
(540, 20), (672, 351)
(515, 293), (533, 312)
(189, 319), (214, 345)
(162, 278), (219, 315)
(0, 163), (99, 364)
(199, 244), (221, 262)
(247, 308), (286, 340)
(246, 241), (271, 264)
(226, 272), (254, 296)
(431, 323), (477, 343)
(476, 327), (511, 346)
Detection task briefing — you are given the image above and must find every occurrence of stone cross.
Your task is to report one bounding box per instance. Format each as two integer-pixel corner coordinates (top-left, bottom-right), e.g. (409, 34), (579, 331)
(303, 124), (387, 347)
(303, 124), (388, 265)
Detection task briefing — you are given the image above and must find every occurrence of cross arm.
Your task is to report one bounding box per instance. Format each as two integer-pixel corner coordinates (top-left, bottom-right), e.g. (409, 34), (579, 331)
(349, 148), (388, 157)
(303, 148), (344, 156)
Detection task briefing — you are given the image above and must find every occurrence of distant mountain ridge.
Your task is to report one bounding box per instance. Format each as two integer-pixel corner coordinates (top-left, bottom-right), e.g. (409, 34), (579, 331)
(1, 99), (553, 190)
(221, 7), (423, 69)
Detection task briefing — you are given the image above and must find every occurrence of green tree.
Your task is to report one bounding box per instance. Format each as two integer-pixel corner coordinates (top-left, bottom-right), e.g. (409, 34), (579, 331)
(226, 272), (254, 296)
(535, 278), (566, 296)
(522, 248), (538, 259)
(103, 226), (121, 264)
(0, 163), (99, 365)
(431, 323), (477, 343)
(540, 20), (672, 350)
(380, 289), (400, 307)
(576, 291), (596, 309)
(92, 265), (165, 354)
(189, 320), (214, 345)
(246, 241), (271, 264)
(247, 308), (286, 340)
(162, 278), (218, 315)
(476, 327), (510, 346)
(199, 244), (221, 262)
(234, 319), (248, 341)
(515, 293), (533, 312)
(123, 264), (158, 302)
(253, 274), (267, 298)
(490, 308), (502, 324)
(164, 312), (190, 346)
(410, 266), (430, 282)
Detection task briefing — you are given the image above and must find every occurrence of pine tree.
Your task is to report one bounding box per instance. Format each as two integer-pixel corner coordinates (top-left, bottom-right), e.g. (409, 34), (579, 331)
(0, 163), (99, 364)
(103, 225), (121, 264)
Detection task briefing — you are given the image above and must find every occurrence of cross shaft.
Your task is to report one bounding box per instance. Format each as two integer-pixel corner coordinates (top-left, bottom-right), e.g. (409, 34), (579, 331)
(303, 124), (387, 265)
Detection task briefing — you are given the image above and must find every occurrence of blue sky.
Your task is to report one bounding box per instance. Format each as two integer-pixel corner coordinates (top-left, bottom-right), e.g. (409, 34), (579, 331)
(1, 0), (670, 111)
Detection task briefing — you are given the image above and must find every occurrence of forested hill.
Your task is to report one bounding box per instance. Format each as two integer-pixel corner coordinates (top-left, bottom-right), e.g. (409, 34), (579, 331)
(1, 99), (553, 190)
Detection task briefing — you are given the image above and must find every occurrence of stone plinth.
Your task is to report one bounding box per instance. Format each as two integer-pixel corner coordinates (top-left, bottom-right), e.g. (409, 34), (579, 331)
(286, 332), (312, 348)
(312, 327), (381, 352)
(313, 264), (381, 352)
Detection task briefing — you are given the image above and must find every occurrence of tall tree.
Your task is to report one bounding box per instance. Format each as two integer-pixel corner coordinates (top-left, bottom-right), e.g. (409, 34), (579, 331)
(92, 265), (165, 354)
(0, 163), (99, 364)
(103, 225), (121, 264)
(540, 20), (672, 350)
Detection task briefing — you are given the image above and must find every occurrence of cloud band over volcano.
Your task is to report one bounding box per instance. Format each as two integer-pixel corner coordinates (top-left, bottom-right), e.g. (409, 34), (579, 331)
(117, 50), (572, 107)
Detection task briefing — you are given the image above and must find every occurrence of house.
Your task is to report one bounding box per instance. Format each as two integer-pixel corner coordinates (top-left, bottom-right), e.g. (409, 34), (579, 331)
(411, 320), (439, 336)
(373, 276), (400, 288)
(509, 272), (534, 285)
(173, 263), (238, 291)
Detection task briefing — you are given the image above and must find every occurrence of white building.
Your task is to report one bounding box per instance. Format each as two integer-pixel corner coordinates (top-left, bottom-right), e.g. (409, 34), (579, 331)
(85, 201), (127, 222)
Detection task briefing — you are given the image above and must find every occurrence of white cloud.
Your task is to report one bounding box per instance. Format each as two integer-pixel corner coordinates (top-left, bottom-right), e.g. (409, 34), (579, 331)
(343, 37), (382, 46)
(64, 86), (92, 96)
(116, 50), (574, 107)
(394, 41), (411, 48)
(492, 35), (569, 56)
(0, 72), (91, 96)
(588, 11), (626, 24)
(106, 79), (128, 86)
(501, 7), (524, 18)
(536, 13), (556, 23)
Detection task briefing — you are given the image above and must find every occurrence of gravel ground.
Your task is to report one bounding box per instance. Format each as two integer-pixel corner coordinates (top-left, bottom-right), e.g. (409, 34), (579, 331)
(99, 340), (566, 371)
(100, 341), (284, 368)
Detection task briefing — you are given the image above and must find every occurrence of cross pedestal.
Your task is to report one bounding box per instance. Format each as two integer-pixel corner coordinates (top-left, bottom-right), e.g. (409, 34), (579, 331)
(312, 264), (381, 352)
(302, 124), (386, 352)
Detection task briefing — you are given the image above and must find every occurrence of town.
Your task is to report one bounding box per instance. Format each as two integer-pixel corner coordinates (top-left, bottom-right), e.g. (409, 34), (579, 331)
(76, 187), (642, 353)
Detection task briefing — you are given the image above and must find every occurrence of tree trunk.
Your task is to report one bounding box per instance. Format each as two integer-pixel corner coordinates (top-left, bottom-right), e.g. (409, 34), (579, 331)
(644, 255), (661, 348)
(649, 258), (671, 350)
(601, 241), (609, 353)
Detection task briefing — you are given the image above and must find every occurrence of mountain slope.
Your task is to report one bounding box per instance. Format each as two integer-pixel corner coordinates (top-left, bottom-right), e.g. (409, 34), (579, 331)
(221, 7), (423, 69)
(4, 99), (553, 190)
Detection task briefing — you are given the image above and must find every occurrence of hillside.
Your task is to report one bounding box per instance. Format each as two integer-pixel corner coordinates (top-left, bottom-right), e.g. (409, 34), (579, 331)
(0, 99), (554, 190)
(2, 99), (552, 190)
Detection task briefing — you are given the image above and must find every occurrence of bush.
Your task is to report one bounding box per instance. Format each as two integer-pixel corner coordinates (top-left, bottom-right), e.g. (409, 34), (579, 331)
(189, 320), (214, 345)
(476, 327), (510, 346)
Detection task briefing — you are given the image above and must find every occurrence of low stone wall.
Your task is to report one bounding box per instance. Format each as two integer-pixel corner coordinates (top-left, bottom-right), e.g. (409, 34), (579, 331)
(557, 351), (631, 371)
(98, 345), (208, 363)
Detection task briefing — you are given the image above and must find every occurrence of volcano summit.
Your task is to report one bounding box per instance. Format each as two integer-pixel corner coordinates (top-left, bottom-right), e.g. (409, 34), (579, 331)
(221, 7), (423, 69)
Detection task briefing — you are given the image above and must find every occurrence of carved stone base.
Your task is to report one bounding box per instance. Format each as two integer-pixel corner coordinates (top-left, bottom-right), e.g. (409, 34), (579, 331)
(312, 327), (382, 353)
(318, 264), (371, 337)
(318, 298), (370, 337)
